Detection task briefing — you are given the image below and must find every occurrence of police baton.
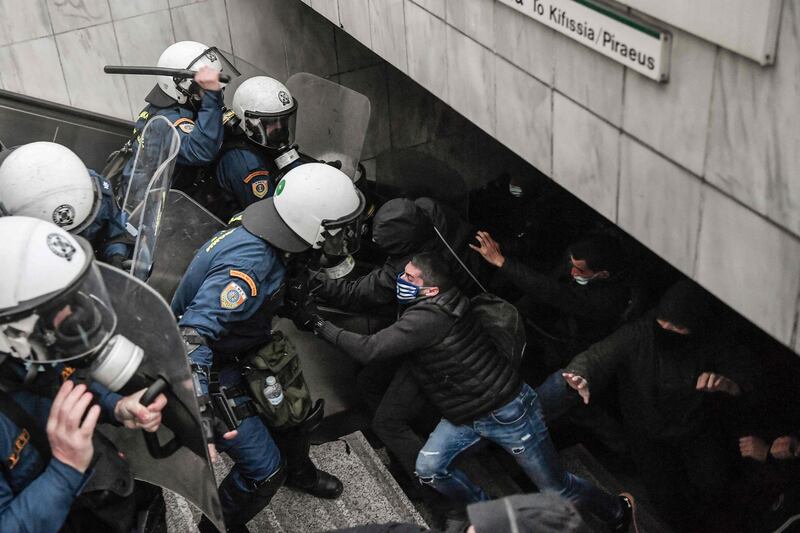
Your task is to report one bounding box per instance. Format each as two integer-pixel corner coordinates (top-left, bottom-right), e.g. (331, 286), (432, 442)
(104, 65), (231, 83)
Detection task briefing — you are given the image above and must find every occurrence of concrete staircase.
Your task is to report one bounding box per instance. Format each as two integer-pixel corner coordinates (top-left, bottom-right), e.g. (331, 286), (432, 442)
(164, 431), (426, 532)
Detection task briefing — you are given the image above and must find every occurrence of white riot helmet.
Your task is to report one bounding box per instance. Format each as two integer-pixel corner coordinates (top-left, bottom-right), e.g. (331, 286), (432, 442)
(0, 142), (100, 233)
(232, 76), (298, 150)
(0, 217), (143, 391)
(242, 163), (365, 255)
(149, 41), (236, 106)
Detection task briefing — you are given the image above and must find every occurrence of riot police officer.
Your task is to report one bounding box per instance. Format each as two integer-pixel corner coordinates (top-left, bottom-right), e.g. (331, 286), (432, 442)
(122, 40), (233, 193)
(172, 163), (365, 532)
(0, 216), (167, 532)
(212, 76), (305, 220)
(0, 142), (130, 266)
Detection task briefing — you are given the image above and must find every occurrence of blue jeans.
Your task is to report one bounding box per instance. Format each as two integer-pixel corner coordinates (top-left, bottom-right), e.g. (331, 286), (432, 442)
(215, 365), (283, 512)
(414, 383), (622, 524)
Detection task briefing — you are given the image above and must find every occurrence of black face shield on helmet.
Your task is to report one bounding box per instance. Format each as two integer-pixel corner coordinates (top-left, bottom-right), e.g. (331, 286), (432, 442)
(243, 102), (299, 150)
(319, 187), (367, 257)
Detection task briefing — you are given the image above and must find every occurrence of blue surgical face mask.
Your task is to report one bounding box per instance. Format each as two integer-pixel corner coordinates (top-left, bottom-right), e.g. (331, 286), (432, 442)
(396, 272), (433, 302)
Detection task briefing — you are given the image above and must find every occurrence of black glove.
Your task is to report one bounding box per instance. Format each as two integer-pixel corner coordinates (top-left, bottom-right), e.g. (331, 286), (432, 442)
(291, 307), (324, 332)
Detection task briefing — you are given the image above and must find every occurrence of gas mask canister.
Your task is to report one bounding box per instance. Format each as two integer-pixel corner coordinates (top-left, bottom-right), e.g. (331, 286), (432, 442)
(0, 261), (143, 392)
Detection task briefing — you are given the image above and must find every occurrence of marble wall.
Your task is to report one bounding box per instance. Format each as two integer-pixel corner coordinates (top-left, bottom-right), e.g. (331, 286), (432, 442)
(294, 0), (800, 352)
(1, 0), (799, 351)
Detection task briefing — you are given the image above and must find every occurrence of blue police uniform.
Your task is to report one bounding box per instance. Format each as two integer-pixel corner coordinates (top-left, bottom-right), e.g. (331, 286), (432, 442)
(215, 132), (305, 211)
(0, 369), (122, 532)
(80, 170), (130, 263)
(215, 144), (279, 210)
(122, 89), (225, 192)
(171, 225), (285, 520)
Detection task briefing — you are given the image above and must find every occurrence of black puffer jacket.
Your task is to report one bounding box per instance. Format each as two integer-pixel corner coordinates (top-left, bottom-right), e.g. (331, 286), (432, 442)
(321, 287), (522, 424)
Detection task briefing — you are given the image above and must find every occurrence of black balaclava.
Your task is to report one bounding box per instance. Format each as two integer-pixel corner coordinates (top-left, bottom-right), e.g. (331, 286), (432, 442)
(371, 198), (434, 257)
(654, 280), (713, 347)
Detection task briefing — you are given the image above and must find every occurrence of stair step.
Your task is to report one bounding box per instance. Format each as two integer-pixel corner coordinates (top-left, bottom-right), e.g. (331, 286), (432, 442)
(165, 431), (426, 532)
(560, 444), (673, 533)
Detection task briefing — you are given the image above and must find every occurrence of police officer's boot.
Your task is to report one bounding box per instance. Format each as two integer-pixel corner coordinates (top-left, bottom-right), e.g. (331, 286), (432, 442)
(274, 399), (343, 499)
(197, 462), (287, 533)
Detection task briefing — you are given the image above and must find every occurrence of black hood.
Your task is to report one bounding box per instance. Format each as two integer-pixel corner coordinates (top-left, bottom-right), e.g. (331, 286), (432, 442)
(371, 198), (434, 257)
(656, 280), (713, 333)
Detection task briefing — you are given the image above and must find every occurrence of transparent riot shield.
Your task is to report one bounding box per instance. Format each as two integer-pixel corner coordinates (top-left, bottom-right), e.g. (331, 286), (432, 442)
(96, 263), (225, 531)
(123, 115), (181, 281)
(146, 190), (226, 302)
(286, 72), (371, 180)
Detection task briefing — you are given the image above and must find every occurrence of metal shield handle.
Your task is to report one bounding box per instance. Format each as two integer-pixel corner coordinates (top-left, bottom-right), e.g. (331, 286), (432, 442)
(139, 376), (182, 459)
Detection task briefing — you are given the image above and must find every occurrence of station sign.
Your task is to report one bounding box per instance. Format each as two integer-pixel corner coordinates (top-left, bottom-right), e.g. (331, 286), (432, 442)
(498, 0), (672, 82)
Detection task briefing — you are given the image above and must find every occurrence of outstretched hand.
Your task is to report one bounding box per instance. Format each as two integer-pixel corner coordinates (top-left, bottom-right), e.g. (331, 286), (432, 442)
(562, 372), (591, 405)
(469, 231), (506, 268)
(696, 372), (741, 396)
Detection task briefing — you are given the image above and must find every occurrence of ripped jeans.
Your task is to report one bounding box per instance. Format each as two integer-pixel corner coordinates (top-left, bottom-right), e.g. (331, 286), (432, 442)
(415, 383), (623, 524)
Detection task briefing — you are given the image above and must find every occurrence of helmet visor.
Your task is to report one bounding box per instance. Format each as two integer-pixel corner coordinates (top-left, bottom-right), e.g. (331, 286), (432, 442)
(244, 112), (297, 150)
(1, 261), (117, 364)
(185, 46), (241, 78)
(320, 188), (366, 257)
(180, 47), (241, 99)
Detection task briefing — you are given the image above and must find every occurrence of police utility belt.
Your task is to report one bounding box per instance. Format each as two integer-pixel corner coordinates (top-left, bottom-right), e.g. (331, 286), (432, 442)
(206, 330), (312, 431)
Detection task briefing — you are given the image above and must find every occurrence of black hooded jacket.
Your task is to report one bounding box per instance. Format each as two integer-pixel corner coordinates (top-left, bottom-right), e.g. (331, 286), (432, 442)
(320, 287), (522, 424)
(318, 198), (475, 311)
(566, 282), (756, 441)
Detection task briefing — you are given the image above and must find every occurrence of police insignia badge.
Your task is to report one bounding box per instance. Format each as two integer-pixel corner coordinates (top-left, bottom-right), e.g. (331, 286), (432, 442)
(252, 179), (269, 199)
(174, 118), (196, 133)
(220, 281), (247, 309)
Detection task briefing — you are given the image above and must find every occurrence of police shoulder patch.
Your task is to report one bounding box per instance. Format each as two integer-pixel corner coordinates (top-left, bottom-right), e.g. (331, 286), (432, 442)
(230, 270), (258, 296)
(220, 281), (248, 309)
(251, 179), (270, 199)
(243, 169), (269, 184)
(174, 117), (195, 133)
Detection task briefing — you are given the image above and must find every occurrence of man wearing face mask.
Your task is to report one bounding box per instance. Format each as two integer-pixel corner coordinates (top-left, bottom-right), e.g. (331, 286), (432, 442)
(310, 253), (637, 531)
(470, 231), (633, 378)
(311, 197), (478, 510)
(0, 217), (168, 533)
(548, 280), (756, 530)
